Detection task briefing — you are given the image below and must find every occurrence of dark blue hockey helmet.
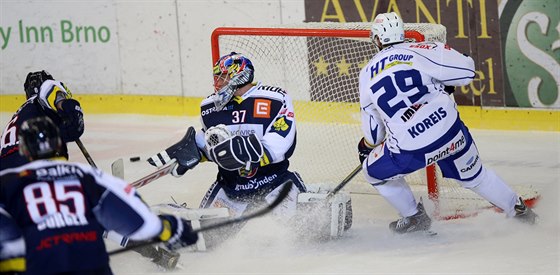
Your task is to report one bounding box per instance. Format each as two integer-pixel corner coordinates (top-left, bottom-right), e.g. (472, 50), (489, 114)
(18, 116), (66, 160)
(23, 70), (54, 99)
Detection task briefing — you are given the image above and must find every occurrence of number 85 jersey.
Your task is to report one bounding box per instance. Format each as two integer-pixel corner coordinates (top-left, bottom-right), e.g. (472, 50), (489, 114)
(358, 41), (475, 153)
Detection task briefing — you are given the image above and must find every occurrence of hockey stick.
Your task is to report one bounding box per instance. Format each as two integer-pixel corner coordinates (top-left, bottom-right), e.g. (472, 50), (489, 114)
(109, 158), (177, 188)
(326, 164), (362, 199)
(106, 158), (180, 249)
(108, 179), (294, 256)
(129, 159), (178, 188)
(76, 138), (98, 168)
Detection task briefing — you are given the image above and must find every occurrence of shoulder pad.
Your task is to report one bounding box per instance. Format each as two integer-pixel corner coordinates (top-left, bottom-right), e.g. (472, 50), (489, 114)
(257, 85), (287, 95)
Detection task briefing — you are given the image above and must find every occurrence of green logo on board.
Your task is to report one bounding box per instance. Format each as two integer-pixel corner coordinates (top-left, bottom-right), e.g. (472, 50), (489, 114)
(504, 0), (559, 108)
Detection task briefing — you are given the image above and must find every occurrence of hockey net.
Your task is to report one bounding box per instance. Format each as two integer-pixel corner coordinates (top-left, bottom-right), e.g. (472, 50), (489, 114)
(210, 23), (539, 220)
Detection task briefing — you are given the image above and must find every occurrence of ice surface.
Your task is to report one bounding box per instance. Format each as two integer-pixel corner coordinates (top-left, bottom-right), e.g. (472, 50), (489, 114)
(1, 113), (558, 274)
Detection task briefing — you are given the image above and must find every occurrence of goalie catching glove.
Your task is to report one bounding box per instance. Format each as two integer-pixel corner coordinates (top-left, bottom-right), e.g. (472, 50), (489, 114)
(209, 134), (263, 171)
(147, 127), (201, 177)
(158, 214), (198, 250)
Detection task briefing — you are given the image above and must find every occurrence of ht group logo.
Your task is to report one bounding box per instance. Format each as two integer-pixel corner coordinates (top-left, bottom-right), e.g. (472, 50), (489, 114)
(425, 132), (466, 165)
(503, 0), (559, 107)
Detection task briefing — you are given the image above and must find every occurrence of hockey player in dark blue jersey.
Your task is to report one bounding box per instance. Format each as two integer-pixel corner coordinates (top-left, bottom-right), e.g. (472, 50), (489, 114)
(0, 117), (198, 274)
(0, 71), (84, 171)
(148, 52), (352, 249)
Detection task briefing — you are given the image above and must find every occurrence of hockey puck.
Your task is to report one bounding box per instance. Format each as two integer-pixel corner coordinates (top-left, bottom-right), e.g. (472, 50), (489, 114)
(129, 156), (141, 162)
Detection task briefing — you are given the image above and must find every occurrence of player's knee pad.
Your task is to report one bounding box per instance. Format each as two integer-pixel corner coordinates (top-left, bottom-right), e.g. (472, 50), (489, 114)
(151, 203), (230, 251)
(296, 188), (352, 239)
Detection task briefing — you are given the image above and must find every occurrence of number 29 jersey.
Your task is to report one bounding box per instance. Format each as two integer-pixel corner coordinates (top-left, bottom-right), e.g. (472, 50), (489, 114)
(358, 41), (475, 153)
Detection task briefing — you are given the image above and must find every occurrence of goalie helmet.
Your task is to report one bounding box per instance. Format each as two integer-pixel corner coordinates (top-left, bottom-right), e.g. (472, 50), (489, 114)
(212, 52), (254, 110)
(23, 70), (54, 99)
(213, 52), (254, 91)
(370, 12), (405, 48)
(18, 116), (66, 161)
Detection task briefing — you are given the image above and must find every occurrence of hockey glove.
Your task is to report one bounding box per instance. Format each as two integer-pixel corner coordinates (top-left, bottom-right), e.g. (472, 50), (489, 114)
(57, 99), (84, 142)
(358, 137), (374, 164)
(209, 134), (263, 171)
(147, 127), (201, 177)
(158, 214), (198, 250)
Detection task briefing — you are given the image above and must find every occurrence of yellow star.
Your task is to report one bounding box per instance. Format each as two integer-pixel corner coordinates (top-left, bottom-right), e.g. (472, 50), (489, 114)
(336, 56), (352, 76)
(357, 58), (370, 70)
(314, 56), (329, 76)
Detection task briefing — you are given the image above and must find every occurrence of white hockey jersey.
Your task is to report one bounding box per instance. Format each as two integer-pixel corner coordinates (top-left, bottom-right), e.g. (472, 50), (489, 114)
(358, 41), (475, 152)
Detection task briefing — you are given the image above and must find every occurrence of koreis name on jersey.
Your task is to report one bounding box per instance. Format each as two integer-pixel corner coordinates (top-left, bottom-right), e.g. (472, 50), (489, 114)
(425, 131), (466, 165)
(407, 107), (447, 138)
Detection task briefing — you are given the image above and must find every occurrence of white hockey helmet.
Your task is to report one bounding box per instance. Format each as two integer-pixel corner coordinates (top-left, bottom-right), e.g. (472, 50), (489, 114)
(370, 12), (405, 46)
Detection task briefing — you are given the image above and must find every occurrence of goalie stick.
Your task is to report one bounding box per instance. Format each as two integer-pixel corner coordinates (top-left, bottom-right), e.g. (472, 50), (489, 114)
(130, 159), (178, 188)
(114, 126), (199, 188)
(110, 157), (177, 188)
(108, 179), (294, 256)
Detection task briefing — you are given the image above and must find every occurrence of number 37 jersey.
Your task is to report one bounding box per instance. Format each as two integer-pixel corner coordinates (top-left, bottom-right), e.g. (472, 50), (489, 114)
(358, 42), (475, 152)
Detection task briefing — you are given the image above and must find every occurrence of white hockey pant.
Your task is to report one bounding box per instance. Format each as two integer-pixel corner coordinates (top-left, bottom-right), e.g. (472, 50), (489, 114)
(457, 167), (518, 217)
(369, 177), (420, 218)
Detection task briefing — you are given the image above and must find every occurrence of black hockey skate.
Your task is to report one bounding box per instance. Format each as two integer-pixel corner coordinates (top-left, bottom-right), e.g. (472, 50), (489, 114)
(513, 197), (538, 224)
(389, 201), (432, 234)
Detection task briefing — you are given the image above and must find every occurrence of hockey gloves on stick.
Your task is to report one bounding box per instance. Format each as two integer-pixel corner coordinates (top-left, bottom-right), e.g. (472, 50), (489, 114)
(358, 137), (375, 164)
(209, 134), (263, 171)
(147, 127), (201, 177)
(158, 214), (198, 250)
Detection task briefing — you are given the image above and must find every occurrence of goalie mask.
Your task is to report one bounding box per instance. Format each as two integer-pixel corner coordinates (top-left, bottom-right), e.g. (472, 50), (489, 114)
(212, 52), (254, 110)
(18, 116), (67, 161)
(370, 12), (404, 49)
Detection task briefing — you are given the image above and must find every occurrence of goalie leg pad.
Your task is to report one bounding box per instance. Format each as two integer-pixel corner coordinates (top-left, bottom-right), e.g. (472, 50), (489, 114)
(296, 192), (352, 238)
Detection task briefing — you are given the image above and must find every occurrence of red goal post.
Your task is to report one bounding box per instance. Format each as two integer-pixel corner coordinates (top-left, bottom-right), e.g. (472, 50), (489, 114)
(211, 27), (427, 62)
(209, 23), (538, 220)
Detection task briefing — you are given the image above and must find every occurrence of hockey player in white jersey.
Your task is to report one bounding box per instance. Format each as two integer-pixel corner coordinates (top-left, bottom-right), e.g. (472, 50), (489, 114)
(148, 52), (352, 247)
(358, 12), (537, 234)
